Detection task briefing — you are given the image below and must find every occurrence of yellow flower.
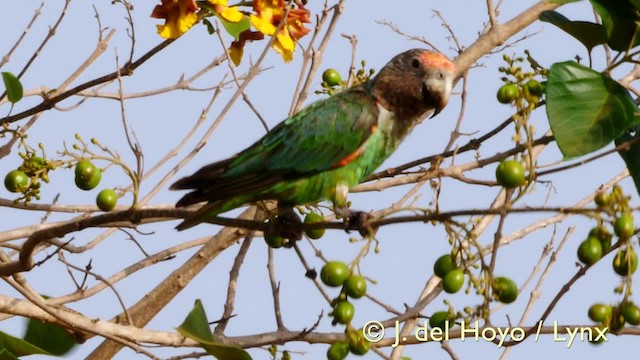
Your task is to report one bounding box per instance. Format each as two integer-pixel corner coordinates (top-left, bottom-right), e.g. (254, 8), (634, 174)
(250, 0), (310, 62)
(208, 0), (243, 23)
(151, 0), (199, 39)
(250, 13), (277, 36)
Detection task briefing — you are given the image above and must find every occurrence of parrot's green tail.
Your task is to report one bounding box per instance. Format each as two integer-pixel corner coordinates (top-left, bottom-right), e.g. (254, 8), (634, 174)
(175, 200), (232, 231)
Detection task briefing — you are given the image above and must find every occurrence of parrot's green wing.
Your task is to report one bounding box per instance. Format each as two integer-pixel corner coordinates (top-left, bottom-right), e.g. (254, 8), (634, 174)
(172, 86), (380, 207)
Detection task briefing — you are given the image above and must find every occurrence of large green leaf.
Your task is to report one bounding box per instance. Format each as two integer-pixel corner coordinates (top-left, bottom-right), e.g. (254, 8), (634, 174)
(590, 0), (640, 51)
(0, 348), (19, 360)
(24, 319), (76, 356)
(177, 300), (252, 360)
(1, 72), (23, 103)
(546, 61), (640, 158)
(616, 126), (640, 196)
(539, 11), (606, 53)
(0, 331), (50, 357)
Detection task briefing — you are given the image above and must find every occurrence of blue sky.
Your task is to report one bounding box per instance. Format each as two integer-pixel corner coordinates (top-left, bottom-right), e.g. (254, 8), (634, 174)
(1, 1), (637, 359)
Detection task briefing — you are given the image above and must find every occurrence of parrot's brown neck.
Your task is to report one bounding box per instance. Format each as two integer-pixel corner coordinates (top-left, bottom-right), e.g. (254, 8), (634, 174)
(368, 77), (431, 123)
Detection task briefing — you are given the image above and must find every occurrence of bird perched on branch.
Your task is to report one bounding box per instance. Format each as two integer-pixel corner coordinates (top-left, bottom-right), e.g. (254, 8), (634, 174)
(171, 49), (455, 232)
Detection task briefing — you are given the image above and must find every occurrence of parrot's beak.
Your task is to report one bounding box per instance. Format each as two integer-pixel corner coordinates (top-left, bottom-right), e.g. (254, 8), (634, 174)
(422, 77), (451, 118)
(430, 100), (446, 118)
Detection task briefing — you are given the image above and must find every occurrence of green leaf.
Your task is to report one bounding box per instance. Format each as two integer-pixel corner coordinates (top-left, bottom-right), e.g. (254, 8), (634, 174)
(177, 300), (252, 360)
(0, 331), (50, 357)
(177, 299), (214, 343)
(24, 319), (76, 356)
(217, 15), (250, 40)
(539, 11), (606, 52)
(546, 61), (640, 158)
(202, 19), (216, 35)
(590, 0), (640, 51)
(616, 126), (640, 196)
(0, 348), (19, 360)
(1, 72), (23, 103)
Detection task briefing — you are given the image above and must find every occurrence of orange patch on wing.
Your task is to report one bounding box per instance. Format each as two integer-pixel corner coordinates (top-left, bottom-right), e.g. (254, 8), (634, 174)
(335, 125), (377, 167)
(420, 51), (455, 72)
(336, 147), (364, 167)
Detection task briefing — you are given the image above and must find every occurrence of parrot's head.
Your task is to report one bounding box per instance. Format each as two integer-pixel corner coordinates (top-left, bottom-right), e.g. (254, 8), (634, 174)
(371, 49), (455, 120)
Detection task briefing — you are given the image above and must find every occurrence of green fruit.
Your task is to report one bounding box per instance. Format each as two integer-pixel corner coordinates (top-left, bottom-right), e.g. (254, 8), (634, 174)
(525, 79), (543, 97)
(96, 189), (117, 211)
(496, 83), (519, 104)
(433, 254), (457, 278)
(4, 169), (29, 193)
(492, 276), (518, 304)
(304, 212), (326, 239)
(442, 269), (464, 294)
(623, 303), (640, 326)
(333, 301), (355, 324)
(29, 156), (46, 165)
(327, 341), (349, 360)
(609, 310), (625, 331)
(322, 69), (342, 87)
(347, 330), (369, 355)
(320, 261), (349, 287)
(577, 237), (603, 265)
(429, 311), (454, 330)
(495, 160), (526, 188)
(75, 159), (98, 182)
(589, 325), (608, 345)
(614, 214), (635, 239)
(26, 156), (47, 173)
(75, 167), (102, 190)
(595, 192), (611, 207)
(344, 275), (367, 299)
(612, 248), (638, 276)
(588, 304), (612, 322)
(589, 227), (612, 253)
(264, 232), (287, 249)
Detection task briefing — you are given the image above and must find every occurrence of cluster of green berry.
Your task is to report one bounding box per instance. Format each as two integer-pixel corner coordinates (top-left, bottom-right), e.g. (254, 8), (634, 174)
(4, 153), (52, 202)
(494, 52), (547, 185)
(264, 211), (326, 248)
(588, 301), (640, 341)
(317, 63), (375, 97)
(496, 79), (543, 105)
(578, 186), (640, 338)
(74, 159), (118, 211)
(428, 253), (518, 330)
(262, 206), (370, 359)
(4, 156), (118, 212)
(577, 187), (636, 271)
(320, 261), (370, 359)
(496, 52), (545, 107)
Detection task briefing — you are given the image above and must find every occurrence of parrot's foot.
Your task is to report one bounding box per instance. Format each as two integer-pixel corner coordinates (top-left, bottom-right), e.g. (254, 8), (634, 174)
(334, 207), (377, 238)
(267, 205), (303, 242)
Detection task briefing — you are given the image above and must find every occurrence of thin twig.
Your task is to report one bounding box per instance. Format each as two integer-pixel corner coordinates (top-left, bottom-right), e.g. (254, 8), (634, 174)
(0, 1), (45, 68)
(267, 248), (286, 330)
(215, 233), (254, 335)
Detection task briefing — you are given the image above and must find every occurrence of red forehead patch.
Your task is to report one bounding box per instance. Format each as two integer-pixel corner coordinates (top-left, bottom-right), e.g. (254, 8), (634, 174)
(420, 51), (455, 72)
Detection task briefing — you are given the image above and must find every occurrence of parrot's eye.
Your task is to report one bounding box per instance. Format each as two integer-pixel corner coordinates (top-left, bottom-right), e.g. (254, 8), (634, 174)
(411, 58), (421, 69)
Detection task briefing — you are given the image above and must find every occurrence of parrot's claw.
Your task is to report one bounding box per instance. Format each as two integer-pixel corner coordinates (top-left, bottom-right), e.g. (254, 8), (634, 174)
(270, 204), (303, 242)
(334, 207), (377, 238)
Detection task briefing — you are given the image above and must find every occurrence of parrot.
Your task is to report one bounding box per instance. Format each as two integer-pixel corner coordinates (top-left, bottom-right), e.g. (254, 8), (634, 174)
(171, 48), (455, 232)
